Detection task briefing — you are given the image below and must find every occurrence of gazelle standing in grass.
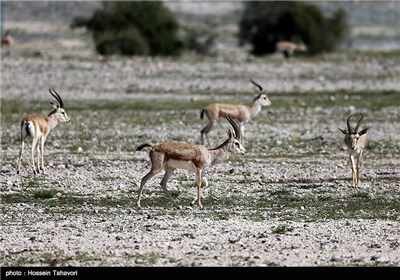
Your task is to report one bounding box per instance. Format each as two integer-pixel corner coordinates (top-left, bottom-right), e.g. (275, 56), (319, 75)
(200, 79), (271, 146)
(275, 40), (307, 59)
(136, 115), (246, 209)
(17, 89), (70, 174)
(339, 113), (369, 187)
(1, 30), (13, 47)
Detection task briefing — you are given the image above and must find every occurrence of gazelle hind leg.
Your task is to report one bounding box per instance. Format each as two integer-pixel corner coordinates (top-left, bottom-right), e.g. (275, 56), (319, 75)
(137, 151), (164, 208)
(31, 137), (39, 174)
(17, 140), (25, 174)
(160, 167), (179, 209)
(200, 120), (214, 146)
(137, 168), (161, 208)
(201, 170), (208, 188)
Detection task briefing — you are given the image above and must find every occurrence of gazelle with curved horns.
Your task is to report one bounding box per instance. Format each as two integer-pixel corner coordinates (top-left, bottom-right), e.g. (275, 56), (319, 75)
(339, 113), (369, 187)
(136, 114), (246, 209)
(200, 79), (271, 146)
(17, 88), (70, 174)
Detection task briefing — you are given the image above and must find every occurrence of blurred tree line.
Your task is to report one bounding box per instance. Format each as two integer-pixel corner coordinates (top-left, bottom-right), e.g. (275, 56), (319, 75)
(71, 1), (349, 57)
(239, 1), (349, 55)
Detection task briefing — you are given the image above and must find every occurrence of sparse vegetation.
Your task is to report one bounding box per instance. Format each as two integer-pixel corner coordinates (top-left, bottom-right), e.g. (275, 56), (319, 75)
(239, 1), (349, 55)
(271, 224), (293, 234)
(32, 189), (59, 199)
(71, 1), (181, 56)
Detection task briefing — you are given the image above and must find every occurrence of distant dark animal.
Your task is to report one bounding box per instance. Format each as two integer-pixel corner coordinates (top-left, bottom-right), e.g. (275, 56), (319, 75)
(1, 30), (13, 47)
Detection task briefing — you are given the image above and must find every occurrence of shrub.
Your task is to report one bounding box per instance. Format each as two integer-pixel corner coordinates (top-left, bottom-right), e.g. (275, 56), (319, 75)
(71, 1), (181, 56)
(181, 23), (217, 55)
(239, 1), (349, 56)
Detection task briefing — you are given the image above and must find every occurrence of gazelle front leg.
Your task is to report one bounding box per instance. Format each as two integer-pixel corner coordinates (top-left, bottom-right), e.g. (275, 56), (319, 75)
(349, 154), (357, 187)
(190, 168), (203, 208)
(39, 137), (46, 173)
(36, 140), (41, 173)
(356, 151), (363, 186)
(239, 123), (245, 145)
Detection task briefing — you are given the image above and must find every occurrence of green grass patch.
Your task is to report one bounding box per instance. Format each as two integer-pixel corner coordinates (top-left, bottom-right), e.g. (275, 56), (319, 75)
(271, 224), (294, 234)
(267, 90), (400, 110)
(33, 189), (59, 199)
(2, 89), (398, 120)
(21, 177), (48, 189)
(250, 188), (400, 221)
(1, 191), (135, 211)
(3, 251), (101, 266)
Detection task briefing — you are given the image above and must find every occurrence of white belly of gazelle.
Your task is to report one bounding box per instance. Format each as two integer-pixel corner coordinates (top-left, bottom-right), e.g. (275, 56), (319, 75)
(167, 160), (197, 172)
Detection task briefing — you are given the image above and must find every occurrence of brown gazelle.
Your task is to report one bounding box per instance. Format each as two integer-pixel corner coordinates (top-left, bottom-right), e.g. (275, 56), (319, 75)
(200, 79), (271, 146)
(275, 40), (307, 59)
(17, 89), (70, 174)
(1, 30), (13, 47)
(339, 113), (368, 187)
(136, 115), (246, 209)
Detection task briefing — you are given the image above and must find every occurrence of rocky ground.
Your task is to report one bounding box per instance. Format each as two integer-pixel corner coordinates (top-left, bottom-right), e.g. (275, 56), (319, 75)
(1, 1), (400, 267)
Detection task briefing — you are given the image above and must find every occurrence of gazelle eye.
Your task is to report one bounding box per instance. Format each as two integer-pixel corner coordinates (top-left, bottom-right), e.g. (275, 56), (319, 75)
(235, 142), (240, 147)
(61, 112), (65, 115)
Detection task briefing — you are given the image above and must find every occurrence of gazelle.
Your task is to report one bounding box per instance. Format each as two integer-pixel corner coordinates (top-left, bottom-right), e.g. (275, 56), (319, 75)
(17, 89), (70, 174)
(275, 40), (307, 59)
(200, 79), (271, 146)
(339, 113), (368, 187)
(136, 114), (246, 209)
(1, 30), (13, 47)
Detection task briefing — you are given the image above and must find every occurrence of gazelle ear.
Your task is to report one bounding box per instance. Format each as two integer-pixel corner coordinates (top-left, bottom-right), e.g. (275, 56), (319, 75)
(50, 101), (59, 109)
(338, 128), (348, 135)
(359, 128), (368, 136)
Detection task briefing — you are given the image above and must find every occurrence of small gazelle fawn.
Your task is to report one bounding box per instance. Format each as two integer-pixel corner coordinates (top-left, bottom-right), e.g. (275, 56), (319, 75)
(136, 114), (246, 209)
(200, 79), (271, 146)
(339, 113), (368, 187)
(17, 89), (70, 174)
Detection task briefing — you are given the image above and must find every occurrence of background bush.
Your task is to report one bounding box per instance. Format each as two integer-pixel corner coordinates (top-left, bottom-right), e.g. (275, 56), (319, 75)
(239, 1), (349, 56)
(71, 1), (181, 56)
(180, 23), (217, 56)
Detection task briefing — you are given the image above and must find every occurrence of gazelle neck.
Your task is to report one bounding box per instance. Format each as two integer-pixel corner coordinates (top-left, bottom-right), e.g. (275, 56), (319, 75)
(208, 140), (231, 165)
(248, 101), (262, 117)
(45, 112), (59, 131)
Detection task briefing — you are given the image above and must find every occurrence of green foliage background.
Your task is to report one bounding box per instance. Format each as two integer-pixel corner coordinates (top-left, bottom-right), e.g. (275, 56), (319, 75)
(71, 1), (181, 56)
(239, 1), (349, 55)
